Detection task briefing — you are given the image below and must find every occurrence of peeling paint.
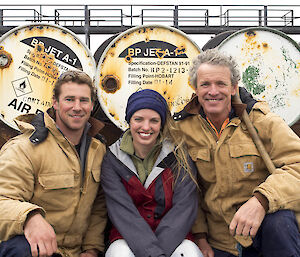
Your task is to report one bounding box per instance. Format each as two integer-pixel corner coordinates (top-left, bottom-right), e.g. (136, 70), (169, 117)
(0, 47), (13, 69)
(219, 27), (300, 126)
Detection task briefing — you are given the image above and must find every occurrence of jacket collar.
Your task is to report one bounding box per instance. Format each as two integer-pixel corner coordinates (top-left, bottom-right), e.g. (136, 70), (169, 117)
(181, 94), (247, 119)
(14, 108), (105, 145)
(109, 136), (173, 170)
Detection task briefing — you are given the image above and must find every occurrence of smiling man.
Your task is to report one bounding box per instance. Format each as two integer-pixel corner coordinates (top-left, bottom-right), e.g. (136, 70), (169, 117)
(0, 70), (107, 257)
(174, 49), (300, 257)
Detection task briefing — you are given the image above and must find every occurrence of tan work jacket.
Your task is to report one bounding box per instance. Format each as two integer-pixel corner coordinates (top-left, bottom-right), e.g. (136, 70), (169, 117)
(0, 112), (107, 257)
(176, 98), (300, 255)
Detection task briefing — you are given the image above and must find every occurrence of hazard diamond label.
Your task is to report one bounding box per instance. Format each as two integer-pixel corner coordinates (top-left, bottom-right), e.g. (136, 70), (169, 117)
(11, 77), (33, 97)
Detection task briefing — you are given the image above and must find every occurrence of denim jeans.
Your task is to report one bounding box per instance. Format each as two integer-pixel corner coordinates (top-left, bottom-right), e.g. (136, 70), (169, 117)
(0, 235), (62, 257)
(213, 210), (300, 257)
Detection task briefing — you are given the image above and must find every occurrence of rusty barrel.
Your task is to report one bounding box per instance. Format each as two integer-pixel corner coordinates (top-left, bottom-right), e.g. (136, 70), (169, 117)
(0, 23), (96, 147)
(95, 25), (201, 132)
(218, 27), (300, 136)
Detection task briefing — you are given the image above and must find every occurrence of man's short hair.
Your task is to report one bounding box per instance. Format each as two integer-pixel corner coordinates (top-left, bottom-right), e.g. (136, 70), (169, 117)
(189, 48), (241, 88)
(53, 70), (97, 102)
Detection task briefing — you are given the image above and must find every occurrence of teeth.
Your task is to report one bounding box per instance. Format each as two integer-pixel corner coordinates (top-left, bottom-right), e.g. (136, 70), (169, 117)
(140, 133), (151, 136)
(207, 99), (219, 101)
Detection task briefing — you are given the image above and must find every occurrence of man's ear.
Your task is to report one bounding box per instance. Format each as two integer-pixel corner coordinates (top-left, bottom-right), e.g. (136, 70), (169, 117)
(52, 97), (58, 111)
(231, 83), (238, 96)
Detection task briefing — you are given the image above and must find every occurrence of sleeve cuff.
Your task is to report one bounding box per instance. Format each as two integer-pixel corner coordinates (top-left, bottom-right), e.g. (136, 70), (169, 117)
(193, 232), (207, 240)
(253, 192), (269, 212)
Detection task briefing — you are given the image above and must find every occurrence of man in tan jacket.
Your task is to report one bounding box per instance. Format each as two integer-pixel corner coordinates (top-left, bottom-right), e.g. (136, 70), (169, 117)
(0, 70), (107, 257)
(174, 49), (300, 257)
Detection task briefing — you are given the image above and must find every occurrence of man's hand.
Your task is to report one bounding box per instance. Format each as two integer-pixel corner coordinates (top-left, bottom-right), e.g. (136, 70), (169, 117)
(195, 238), (214, 257)
(24, 212), (57, 257)
(229, 196), (266, 237)
(80, 249), (99, 257)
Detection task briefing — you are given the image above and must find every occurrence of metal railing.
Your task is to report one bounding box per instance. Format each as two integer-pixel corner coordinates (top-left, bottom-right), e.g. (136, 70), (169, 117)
(0, 4), (300, 29)
(1, 4), (300, 47)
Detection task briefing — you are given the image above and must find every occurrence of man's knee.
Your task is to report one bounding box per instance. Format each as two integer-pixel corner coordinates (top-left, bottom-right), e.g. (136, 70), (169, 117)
(105, 239), (135, 257)
(254, 210), (300, 257)
(0, 235), (31, 257)
(261, 209), (299, 235)
(171, 239), (204, 257)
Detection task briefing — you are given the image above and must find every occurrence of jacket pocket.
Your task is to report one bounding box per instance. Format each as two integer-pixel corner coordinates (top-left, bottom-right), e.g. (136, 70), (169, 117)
(189, 147), (210, 162)
(38, 173), (75, 189)
(229, 143), (266, 182)
(189, 147), (215, 183)
(229, 143), (260, 158)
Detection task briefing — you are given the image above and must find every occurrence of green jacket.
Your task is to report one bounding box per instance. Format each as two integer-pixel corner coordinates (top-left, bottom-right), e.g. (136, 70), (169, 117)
(175, 97), (300, 255)
(0, 111), (107, 257)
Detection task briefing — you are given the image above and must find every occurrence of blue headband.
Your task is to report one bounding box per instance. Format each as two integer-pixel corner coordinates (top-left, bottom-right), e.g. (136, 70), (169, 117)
(125, 89), (168, 127)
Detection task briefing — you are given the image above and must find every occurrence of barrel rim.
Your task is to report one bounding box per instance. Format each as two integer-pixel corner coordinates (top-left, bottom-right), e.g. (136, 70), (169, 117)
(218, 26), (300, 52)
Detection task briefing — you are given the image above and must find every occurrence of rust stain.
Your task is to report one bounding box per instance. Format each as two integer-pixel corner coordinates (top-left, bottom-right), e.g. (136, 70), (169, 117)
(174, 46), (186, 56)
(293, 88), (300, 97)
(30, 43), (59, 79)
(155, 49), (167, 59)
(245, 31), (257, 44)
(263, 43), (268, 48)
(108, 109), (119, 121)
(101, 74), (121, 94)
(0, 47), (13, 69)
(246, 30), (256, 38)
(124, 55), (132, 63)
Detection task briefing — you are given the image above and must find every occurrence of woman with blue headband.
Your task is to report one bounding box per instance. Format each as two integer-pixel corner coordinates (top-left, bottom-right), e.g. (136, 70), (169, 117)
(101, 89), (203, 257)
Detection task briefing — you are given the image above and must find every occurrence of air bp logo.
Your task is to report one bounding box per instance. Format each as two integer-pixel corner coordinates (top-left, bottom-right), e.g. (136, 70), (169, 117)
(244, 162), (254, 173)
(11, 77), (33, 97)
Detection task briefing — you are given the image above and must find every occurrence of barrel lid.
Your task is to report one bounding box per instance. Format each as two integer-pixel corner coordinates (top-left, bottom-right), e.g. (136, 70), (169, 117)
(218, 27), (300, 126)
(95, 25), (201, 130)
(0, 23), (96, 130)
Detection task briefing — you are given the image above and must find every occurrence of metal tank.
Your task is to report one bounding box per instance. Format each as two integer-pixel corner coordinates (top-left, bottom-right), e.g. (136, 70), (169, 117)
(202, 30), (235, 51)
(218, 27), (300, 128)
(95, 25), (201, 131)
(0, 23), (96, 146)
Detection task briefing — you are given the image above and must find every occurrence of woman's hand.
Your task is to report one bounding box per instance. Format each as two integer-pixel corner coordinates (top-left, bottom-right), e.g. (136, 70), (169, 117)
(195, 238), (214, 257)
